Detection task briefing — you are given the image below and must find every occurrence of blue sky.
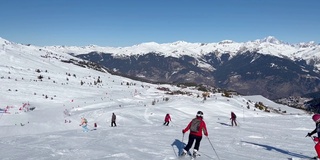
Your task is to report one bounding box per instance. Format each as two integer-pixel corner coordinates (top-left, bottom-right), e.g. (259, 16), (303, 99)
(0, 0), (319, 47)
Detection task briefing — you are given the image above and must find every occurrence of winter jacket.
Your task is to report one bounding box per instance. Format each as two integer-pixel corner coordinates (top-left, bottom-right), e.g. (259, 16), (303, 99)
(310, 122), (320, 137)
(183, 117), (208, 137)
(80, 118), (87, 126)
(164, 114), (171, 122)
(231, 112), (236, 120)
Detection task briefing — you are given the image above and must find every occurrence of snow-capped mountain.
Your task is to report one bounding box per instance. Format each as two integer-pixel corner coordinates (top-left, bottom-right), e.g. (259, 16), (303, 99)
(1, 36), (320, 99)
(2, 36), (319, 69)
(42, 36), (320, 68)
(41, 37), (320, 99)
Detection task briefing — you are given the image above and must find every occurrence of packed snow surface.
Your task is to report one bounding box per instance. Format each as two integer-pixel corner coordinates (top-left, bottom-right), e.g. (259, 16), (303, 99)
(0, 37), (317, 160)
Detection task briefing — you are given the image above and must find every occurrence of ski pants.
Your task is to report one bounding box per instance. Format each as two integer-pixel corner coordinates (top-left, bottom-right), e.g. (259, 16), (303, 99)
(184, 134), (202, 152)
(111, 121), (116, 127)
(82, 125), (89, 132)
(163, 121), (169, 126)
(314, 137), (320, 158)
(231, 119), (237, 126)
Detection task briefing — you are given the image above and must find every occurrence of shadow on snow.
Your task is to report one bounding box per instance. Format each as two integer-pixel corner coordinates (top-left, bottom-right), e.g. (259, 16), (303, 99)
(171, 139), (186, 157)
(217, 122), (232, 127)
(241, 141), (312, 159)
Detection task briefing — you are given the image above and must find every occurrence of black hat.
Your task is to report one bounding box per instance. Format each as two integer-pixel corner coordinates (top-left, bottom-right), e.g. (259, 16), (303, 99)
(196, 111), (203, 117)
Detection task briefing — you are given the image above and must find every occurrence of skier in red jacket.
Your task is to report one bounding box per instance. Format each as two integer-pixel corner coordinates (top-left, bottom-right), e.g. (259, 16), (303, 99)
(163, 113), (171, 126)
(181, 111), (208, 157)
(230, 111), (237, 126)
(307, 114), (320, 159)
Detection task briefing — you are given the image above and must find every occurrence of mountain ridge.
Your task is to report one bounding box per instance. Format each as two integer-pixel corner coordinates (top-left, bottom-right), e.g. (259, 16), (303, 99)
(1, 36), (320, 99)
(40, 36), (320, 70)
(2, 36), (319, 69)
(2, 36), (319, 57)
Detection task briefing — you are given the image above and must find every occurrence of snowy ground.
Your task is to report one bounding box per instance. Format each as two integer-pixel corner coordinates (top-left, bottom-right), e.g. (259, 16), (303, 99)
(0, 39), (317, 160)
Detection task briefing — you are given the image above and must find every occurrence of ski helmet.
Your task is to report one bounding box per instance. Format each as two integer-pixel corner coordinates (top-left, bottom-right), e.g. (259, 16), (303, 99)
(312, 114), (320, 122)
(196, 111), (203, 117)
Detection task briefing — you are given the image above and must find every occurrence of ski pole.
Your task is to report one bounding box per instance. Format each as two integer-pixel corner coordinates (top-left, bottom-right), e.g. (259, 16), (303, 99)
(206, 136), (221, 160)
(236, 120), (240, 126)
(306, 133), (317, 144)
(172, 145), (178, 157)
(181, 133), (184, 152)
(310, 136), (317, 144)
(181, 133), (185, 146)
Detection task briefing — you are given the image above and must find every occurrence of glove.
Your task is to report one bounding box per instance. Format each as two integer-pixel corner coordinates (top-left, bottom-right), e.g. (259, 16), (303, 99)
(182, 129), (185, 134)
(306, 133), (312, 137)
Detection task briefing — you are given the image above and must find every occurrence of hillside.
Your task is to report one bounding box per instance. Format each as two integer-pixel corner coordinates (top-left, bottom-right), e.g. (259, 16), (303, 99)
(0, 38), (317, 160)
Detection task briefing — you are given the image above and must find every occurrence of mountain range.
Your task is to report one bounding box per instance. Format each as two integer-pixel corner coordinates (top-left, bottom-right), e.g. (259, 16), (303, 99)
(44, 36), (320, 100)
(2, 36), (320, 100)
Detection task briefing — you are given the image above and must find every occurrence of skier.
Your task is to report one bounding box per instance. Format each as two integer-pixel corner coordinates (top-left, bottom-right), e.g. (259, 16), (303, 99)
(306, 114), (320, 159)
(230, 111), (237, 126)
(93, 122), (97, 130)
(111, 113), (117, 127)
(181, 111), (208, 158)
(163, 113), (171, 126)
(79, 117), (89, 132)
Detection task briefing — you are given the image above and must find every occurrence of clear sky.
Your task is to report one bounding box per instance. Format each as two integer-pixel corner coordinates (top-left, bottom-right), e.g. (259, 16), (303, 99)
(0, 0), (319, 47)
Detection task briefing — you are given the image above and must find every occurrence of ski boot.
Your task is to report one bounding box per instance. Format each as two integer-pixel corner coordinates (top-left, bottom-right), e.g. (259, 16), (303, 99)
(180, 149), (187, 157)
(192, 149), (199, 158)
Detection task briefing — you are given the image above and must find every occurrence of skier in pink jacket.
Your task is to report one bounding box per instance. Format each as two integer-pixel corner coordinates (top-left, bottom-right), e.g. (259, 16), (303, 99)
(163, 113), (171, 126)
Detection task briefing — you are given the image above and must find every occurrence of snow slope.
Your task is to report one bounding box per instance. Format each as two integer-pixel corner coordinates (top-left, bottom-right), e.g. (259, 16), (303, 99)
(0, 38), (317, 160)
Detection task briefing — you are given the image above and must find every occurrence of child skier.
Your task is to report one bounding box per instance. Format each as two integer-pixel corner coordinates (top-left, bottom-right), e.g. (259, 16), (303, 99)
(163, 113), (171, 126)
(181, 111), (208, 158)
(93, 122), (97, 130)
(306, 114), (320, 159)
(79, 117), (89, 132)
